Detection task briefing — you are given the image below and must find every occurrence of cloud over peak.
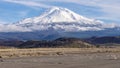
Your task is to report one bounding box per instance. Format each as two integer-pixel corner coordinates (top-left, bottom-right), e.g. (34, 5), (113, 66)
(1, 0), (120, 24)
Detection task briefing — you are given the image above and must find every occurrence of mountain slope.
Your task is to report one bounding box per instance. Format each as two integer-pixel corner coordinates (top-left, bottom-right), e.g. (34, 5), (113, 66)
(18, 7), (102, 24)
(0, 7), (119, 40)
(0, 7), (112, 32)
(16, 7), (105, 32)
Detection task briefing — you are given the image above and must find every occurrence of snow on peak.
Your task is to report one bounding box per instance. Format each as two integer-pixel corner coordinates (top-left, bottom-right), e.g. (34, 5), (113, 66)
(0, 7), (119, 32)
(39, 7), (80, 23)
(18, 7), (101, 25)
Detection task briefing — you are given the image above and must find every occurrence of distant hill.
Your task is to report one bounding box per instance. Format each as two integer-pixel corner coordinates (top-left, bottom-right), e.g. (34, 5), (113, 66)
(85, 36), (120, 45)
(17, 37), (94, 48)
(1, 36), (120, 48)
(0, 40), (23, 47)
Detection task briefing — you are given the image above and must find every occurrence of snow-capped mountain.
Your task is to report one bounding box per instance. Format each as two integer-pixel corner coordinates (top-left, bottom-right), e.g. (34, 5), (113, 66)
(18, 7), (102, 24)
(0, 7), (119, 32)
(0, 7), (120, 40)
(13, 7), (116, 32)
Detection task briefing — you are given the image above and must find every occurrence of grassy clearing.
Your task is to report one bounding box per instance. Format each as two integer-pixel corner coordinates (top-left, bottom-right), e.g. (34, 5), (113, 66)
(0, 48), (120, 58)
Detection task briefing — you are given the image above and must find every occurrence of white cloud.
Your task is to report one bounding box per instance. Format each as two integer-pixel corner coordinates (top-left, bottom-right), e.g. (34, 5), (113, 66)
(33, 0), (120, 23)
(3, 0), (120, 16)
(4, 0), (54, 8)
(0, 24), (31, 32)
(2, 0), (120, 23)
(0, 20), (9, 24)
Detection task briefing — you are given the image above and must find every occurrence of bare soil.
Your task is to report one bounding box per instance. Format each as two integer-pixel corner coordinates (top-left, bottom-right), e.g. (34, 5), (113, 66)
(0, 53), (120, 68)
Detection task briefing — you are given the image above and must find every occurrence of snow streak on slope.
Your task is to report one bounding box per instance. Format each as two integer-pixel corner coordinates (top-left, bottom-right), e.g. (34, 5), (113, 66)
(0, 7), (119, 32)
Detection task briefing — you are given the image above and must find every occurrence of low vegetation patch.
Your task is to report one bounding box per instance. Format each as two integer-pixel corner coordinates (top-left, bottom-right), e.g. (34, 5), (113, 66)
(0, 48), (120, 58)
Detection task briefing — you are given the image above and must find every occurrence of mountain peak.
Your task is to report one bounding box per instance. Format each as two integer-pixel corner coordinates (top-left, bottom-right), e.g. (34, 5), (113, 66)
(46, 7), (75, 14)
(14, 7), (107, 32)
(47, 7), (68, 12)
(18, 7), (99, 24)
(35, 7), (87, 23)
(8, 7), (116, 32)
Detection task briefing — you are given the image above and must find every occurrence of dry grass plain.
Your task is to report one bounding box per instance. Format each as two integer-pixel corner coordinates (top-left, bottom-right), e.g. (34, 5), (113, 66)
(0, 48), (120, 68)
(0, 48), (120, 58)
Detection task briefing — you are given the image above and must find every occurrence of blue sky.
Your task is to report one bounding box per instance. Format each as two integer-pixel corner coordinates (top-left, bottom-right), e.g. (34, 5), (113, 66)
(0, 0), (120, 24)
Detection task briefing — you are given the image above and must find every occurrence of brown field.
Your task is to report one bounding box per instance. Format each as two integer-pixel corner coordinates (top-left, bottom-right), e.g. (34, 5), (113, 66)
(0, 48), (120, 58)
(0, 48), (120, 68)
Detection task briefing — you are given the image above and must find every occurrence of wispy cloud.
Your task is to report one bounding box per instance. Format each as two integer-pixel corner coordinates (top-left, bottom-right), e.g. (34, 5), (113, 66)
(2, 0), (120, 23)
(3, 0), (54, 8)
(33, 0), (120, 23)
(0, 20), (9, 24)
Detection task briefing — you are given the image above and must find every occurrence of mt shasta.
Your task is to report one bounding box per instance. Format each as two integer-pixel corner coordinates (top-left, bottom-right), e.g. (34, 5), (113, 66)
(0, 7), (120, 40)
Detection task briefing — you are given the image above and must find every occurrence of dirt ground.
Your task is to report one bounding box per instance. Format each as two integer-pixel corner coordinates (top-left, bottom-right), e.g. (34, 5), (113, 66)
(0, 53), (120, 68)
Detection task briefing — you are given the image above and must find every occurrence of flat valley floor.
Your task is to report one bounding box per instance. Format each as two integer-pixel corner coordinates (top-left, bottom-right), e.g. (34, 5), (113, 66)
(0, 53), (120, 68)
